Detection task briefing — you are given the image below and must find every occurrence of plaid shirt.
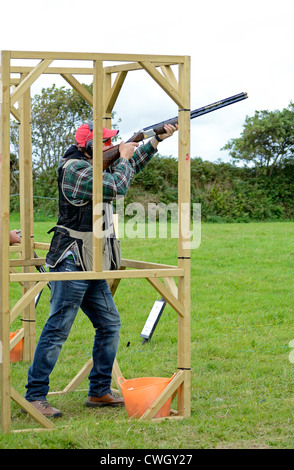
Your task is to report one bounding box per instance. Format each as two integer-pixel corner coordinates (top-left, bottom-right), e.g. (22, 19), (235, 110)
(60, 141), (157, 204)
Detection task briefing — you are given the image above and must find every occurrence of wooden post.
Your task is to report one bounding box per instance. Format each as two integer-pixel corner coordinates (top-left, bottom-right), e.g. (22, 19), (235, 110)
(103, 70), (112, 128)
(19, 75), (35, 361)
(177, 56), (191, 417)
(92, 60), (104, 272)
(0, 50), (12, 433)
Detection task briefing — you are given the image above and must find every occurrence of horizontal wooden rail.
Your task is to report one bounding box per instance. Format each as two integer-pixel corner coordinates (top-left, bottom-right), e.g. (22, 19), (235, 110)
(9, 51), (185, 63)
(10, 258), (46, 267)
(6, 62), (178, 76)
(10, 268), (184, 283)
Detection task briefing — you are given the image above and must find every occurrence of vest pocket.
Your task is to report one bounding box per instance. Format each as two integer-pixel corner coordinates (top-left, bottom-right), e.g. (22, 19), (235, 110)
(102, 237), (110, 271)
(112, 238), (121, 270)
(102, 237), (121, 271)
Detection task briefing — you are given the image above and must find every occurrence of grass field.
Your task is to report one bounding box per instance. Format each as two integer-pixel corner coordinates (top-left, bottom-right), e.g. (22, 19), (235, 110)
(1, 215), (294, 449)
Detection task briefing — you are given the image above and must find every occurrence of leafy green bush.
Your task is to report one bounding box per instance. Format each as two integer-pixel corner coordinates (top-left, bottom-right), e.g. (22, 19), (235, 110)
(11, 154), (294, 223)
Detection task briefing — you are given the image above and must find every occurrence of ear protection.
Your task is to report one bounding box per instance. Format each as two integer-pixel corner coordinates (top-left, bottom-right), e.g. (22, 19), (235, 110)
(84, 122), (117, 156)
(85, 122), (93, 157)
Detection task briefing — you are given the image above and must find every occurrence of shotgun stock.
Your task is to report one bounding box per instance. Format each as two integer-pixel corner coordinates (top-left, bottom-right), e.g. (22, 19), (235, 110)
(102, 92), (248, 170)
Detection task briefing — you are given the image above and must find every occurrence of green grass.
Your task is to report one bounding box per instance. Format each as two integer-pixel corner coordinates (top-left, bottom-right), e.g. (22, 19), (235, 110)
(1, 215), (294, 448)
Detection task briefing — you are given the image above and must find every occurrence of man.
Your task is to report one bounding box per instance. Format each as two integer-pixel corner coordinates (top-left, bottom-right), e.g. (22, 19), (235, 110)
(24, 122), (178, 417)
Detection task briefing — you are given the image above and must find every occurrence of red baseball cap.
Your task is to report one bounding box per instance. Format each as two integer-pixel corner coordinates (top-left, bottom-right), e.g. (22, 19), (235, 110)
(75, 123), (119, 147)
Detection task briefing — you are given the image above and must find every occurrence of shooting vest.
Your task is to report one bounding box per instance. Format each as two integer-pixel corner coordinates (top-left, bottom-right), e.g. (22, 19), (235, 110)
(46, 147), (121, 271)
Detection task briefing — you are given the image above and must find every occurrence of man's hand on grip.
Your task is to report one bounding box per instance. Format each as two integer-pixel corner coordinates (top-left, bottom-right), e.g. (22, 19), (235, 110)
(119, 141), (139, 161)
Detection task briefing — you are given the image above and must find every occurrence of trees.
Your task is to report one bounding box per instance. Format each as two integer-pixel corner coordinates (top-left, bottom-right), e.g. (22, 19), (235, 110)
(222, 102), (294, 173)
(30, 84), (94, 173)
(10, 83), (114, 172)
(11, 83), (120, 173)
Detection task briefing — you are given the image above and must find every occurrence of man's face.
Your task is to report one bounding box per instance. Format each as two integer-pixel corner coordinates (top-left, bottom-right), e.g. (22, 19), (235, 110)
(102, 142), (114, 151)
(102, 138), (113, 150)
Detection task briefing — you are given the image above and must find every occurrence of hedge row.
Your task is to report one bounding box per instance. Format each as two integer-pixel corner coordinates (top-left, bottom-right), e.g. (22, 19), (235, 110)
(10, 156), (294, 222)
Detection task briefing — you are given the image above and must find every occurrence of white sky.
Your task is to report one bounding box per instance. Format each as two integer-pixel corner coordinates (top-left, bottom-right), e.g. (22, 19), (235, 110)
(1, 0), (293, 162)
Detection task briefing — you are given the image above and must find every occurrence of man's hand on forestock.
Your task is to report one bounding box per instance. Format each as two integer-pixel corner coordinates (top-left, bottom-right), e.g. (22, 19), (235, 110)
(157, 123), (178, 141)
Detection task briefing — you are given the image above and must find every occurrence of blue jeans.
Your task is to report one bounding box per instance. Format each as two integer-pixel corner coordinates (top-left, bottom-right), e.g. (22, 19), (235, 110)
(25, 257), (121, 401)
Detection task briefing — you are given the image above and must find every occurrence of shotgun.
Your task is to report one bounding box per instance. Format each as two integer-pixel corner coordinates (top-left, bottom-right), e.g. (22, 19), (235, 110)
(102, 92), (248, 170)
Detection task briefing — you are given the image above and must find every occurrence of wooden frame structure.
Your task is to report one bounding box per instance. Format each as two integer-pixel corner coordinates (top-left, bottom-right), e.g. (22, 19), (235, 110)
(0, 51), (191, 433)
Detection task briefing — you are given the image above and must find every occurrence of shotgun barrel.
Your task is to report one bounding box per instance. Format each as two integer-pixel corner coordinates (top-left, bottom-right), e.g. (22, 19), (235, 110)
(102, 92), (248, 170)
(143, 92), (248, 133)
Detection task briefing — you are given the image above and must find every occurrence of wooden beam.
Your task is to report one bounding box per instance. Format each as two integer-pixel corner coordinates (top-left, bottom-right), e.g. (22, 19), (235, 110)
(9, 244), (22, 252)
(7, 66), (94, 75)
(104, 61), (179, 74)
(10, 78), (21, 85)
(104, 71), (127, 114)
(9, 328), (24, 351)
(10, 258), (46, 267)
(18, 78), (36, 361)
(177, 56), (191, 418)
(10, 59), (53, 106)
(61, 73), (93, 106)
(9, 51), (185, 63)
(61, 359), (93, 394)
(103, 71), (112, 125)
(34, 242), (50, 250)
(92, 60), (104, 272)
(121, 259), (177, 269)
(10, 282), (48, 324)
(112, 360), (123, 392)
(146, 277), (184, 317)
(9, 267), (24, 287)
(139, 370), (184, 420)
(10, 267), (184, 283)
(0, 50), (12, 434)
(160, 65), (178, 91)
(138, 61), (184, 108)
(10, 105), (20, 122)
(56, 357), (122, 395)
(163, 276), (178, 298)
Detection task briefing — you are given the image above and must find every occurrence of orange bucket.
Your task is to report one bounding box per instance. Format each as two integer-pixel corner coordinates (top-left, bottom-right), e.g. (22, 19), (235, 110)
(10, 330), (23, 362)
(117, 375), (174, 419)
